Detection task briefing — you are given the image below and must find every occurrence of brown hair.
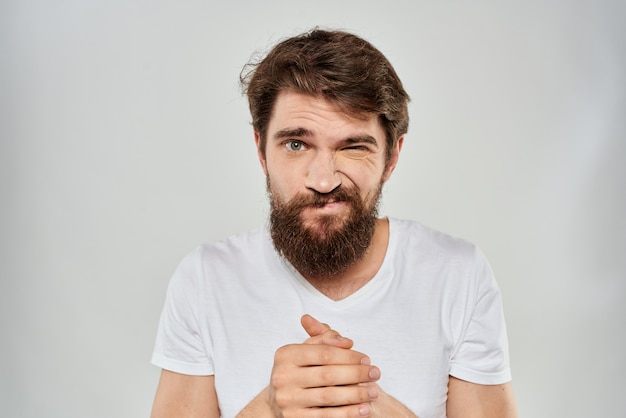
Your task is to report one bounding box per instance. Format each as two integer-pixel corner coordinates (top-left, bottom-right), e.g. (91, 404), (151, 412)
(240, 28), (410, 160)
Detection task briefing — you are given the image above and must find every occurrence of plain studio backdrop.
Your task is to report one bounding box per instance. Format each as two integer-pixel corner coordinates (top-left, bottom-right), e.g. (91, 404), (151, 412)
(1, 1), (624, 417)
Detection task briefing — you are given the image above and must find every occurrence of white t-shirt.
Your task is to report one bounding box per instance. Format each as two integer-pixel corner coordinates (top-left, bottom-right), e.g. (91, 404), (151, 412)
(152, 218), (512, 418)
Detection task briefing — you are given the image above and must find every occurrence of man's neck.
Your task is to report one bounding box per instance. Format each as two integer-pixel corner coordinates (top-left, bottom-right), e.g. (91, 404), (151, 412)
(304, 218), (390, 301)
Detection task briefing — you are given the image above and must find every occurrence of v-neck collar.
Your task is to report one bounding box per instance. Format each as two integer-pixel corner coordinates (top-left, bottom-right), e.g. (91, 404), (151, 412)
(277, 217), (397, 309)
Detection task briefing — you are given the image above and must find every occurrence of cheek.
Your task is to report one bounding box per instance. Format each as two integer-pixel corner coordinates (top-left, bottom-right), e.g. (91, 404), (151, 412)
(267, 170), (298, 200)
(342, 159), (386, 189)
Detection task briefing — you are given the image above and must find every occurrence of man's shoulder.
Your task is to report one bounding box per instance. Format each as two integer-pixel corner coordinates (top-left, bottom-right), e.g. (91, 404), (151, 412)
(388, 218), (493, 294)
(389, 217), (480, 261)
(390, 217), (474, 246)
(172, 225), (274, 283)
(193, 224), (269, 259)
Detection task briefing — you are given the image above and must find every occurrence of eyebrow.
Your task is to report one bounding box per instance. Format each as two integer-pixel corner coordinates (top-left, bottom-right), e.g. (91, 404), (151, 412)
(273, 128), (380, 148)
(342, 135), (379, 148)
(273, 127), (313, 140)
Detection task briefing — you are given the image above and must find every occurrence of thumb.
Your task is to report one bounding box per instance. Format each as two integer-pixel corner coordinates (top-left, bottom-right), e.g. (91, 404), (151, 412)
(301, 314), (330, 337)
(300, 314), (354, 349)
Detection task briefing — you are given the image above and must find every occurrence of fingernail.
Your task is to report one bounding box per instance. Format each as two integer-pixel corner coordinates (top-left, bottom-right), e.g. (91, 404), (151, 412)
(369, 367), (380, 380)
(361, 357), (371, 365)
(369, 387), (378, 399)
(359, 405), (371, 416)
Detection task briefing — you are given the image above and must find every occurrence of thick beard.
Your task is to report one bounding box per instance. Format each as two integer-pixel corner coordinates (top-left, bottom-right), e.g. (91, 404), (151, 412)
(268, 181), (382, 279)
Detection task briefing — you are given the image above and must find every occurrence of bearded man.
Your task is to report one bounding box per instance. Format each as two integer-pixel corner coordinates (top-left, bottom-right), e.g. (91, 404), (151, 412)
(150, 29), (518, 418)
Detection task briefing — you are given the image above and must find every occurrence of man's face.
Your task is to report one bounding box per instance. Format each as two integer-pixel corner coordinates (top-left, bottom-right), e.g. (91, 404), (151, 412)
(256, 91), (401, 278)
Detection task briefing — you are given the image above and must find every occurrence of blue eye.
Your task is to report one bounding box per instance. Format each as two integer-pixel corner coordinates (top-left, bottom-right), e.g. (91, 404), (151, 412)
(287, 141), (304, 151)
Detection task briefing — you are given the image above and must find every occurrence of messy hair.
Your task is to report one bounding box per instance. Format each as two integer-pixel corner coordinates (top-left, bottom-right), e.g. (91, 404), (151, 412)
(240, 28), (410, 160)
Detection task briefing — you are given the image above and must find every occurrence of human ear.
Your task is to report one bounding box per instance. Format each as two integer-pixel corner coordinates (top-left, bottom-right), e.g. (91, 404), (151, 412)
(382, 135), (404, 182)
(254, 131), (268, 176)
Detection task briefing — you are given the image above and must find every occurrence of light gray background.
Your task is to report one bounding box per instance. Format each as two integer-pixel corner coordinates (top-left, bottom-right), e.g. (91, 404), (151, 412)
(1, 1), (624, 417)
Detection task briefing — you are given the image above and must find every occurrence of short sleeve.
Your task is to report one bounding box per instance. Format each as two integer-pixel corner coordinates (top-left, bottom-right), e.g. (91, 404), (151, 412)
(151, 247), (214, 376)
(449, 248), (512, 384)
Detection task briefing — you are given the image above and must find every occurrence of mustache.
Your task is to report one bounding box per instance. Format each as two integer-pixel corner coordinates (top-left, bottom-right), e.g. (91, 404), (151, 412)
(284, 187), (360, 210)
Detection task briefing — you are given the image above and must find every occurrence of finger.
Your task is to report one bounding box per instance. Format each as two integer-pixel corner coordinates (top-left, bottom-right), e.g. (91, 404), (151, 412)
(304, 330), (354, 349)
(282, 403), (373, 418)
(301, 315), (354, 349)
(301, 314), (331, 337)
(294, 364), (381, 388)
(275, 344), (370, 367)
(296, 384), (378, 408)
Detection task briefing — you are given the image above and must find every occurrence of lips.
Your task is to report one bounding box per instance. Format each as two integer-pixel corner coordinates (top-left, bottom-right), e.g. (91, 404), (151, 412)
(311, 198), (346, 208)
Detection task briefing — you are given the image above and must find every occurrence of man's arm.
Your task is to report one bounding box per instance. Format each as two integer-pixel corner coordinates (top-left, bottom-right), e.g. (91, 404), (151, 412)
(446, 376), (518, 418)
(151, 369), (220, 418)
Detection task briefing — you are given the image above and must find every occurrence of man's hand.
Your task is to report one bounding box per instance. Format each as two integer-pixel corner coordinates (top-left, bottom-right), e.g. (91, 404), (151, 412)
(237, 315), (417, 418)
(265, 314), (380, 417)
(300, 315), (418, 418)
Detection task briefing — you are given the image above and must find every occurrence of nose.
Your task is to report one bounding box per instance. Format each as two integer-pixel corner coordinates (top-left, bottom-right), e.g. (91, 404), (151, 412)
(304, 151), (341, 194)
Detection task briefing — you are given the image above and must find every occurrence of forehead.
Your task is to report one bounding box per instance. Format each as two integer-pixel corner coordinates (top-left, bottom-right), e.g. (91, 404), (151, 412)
(268, 91), (384, 140)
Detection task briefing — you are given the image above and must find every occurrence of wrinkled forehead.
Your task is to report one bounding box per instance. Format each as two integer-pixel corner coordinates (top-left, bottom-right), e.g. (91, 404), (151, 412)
(267, 91), (385, 140)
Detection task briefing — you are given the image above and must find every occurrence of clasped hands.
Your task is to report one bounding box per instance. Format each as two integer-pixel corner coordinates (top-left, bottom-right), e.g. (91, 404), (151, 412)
(266, 314), (381, 418)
